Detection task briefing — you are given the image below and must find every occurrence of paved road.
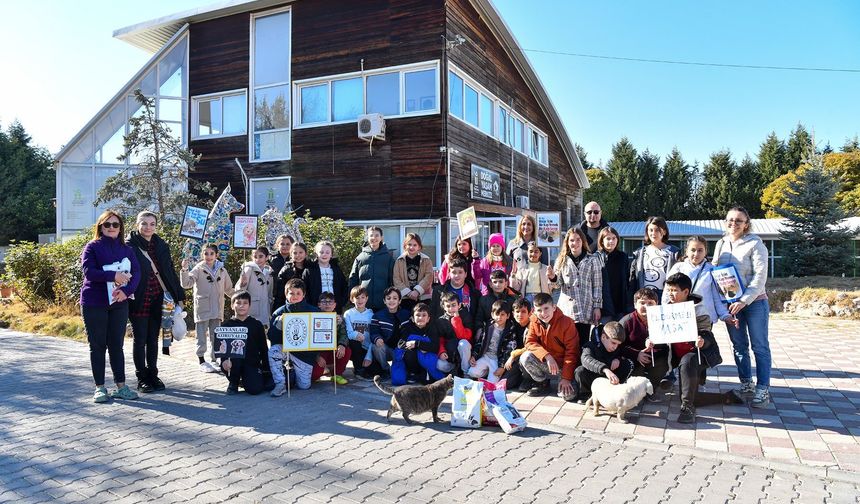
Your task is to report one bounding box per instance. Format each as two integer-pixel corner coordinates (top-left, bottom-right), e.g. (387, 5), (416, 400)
(1, 330), (858, 503)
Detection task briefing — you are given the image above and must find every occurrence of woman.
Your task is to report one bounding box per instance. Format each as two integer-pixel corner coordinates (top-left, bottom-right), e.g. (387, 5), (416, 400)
(393, 233), (434, 313)
(595, 226), (628, 321)
(181, 244), (234, 372)
(348, 226), (395, 312)
(506, 215), (548, 269)
(80, 210), (141, 403)
(549, 227), (602, 344)
(628, 216), (679, 303)
(712, 206), (771, 408)
(127, 211), (186, 393)
(302, 240), (349, 312)
(438, 235), (481, 287)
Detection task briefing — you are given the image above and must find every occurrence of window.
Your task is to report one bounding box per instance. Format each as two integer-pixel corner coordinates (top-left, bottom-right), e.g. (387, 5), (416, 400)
(448, 71), (463, 119)
(300, 83), (329, 124)
(366, 72), (400, 116)
(405, 225), (438, 267)
(498, 107), (508, 144)
(192, 90), (247, 139)
(405, 69), (436, 113)
(251, 8), (291, 162)
(513, 118), (524, 153)
(332, 77), (363, 121)
(479, 94), (493, 136)
(464, 84), (478, 127)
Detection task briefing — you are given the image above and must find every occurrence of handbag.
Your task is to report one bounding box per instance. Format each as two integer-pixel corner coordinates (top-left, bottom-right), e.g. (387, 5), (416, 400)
(391, 346), (407, 386)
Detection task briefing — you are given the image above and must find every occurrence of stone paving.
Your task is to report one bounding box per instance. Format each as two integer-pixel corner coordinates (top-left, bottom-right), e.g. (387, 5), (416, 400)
(1, 315), (859, 503)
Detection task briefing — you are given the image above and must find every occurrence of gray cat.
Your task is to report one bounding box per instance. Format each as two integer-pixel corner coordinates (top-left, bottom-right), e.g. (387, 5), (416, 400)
(373, 375), (454, 424)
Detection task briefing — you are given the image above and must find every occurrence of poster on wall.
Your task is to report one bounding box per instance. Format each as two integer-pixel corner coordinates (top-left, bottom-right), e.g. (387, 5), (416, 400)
(180, 205), (209, 239)
(250, 177), (291, 215)
(536, 212), (561, 247)
(233, 215), (259, 249)
(456, 207), (479, 240)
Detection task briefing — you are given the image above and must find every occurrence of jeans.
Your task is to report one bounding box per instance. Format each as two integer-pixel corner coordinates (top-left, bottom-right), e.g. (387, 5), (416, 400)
(674, 352), (709, 405)
(726, 298), (771, 390)
(371, 344), (395, 370)
(130, 308), (162, 380)
(82, 303), (129, 386)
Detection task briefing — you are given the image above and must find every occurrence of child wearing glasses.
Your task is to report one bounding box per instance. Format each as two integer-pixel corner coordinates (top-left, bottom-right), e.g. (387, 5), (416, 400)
(181, 244), (235, 373)
(236, 246), (274, 328)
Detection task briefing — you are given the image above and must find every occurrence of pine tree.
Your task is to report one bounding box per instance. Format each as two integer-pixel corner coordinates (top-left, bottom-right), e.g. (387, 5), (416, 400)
(637, 150), (661, 217)
(757, 132), (786, 185)
(696, 150), (737, 218)
(785, 123), (811, 173)
(735, 155), (764, 217)
(575, 143), (594, 170)
(583, 168), (621, 221)
(606, 138), (639, 220)
(776, 150), (856, 276)
(842, 135), (860, 153)
(659, 148), (693, 219)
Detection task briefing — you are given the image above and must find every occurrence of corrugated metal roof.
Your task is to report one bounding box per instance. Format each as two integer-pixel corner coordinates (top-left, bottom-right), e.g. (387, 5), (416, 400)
(609, 218), (860, 240)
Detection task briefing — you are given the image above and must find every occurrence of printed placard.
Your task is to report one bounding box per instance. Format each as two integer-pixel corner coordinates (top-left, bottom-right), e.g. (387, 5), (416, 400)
(646, 302), (698, 344)
(233, 214), (259, 249)
(281, 313), (338, 351)
(180, 205), (209, 239)
(711, 263), (746, 304)
(536, 212), (561, 248)
(214, 325), (249, 359)
(456, 206), (479, 240)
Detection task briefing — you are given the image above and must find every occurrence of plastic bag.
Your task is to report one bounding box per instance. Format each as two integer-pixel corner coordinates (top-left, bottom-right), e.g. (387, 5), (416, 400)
(391, 347), (407, 386)
(451, 377), (483, 428)
(479, 379), (507, 426)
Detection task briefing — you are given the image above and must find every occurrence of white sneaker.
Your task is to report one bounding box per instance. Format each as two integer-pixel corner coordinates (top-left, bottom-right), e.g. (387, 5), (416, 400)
(271, 383), (286, 397)
(199, 362), (218, 373)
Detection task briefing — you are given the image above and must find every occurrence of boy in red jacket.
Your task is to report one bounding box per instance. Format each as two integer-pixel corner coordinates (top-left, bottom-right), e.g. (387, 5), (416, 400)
(435, 291), (473, 376)
(518, 293), (579, 401)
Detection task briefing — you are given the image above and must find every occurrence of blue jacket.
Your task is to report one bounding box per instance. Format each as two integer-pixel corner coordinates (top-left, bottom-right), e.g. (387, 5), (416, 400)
(369, 307), (411, 348)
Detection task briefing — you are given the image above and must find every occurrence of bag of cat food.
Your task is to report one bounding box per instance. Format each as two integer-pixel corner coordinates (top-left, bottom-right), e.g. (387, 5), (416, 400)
(490, 401), (527, 434)
(451, 377), (483, 429)
(479, 379), (507, 426)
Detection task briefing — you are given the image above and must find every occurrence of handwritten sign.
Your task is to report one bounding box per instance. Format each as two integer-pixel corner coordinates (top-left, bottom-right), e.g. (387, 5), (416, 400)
(456, 206), (479, 240)
(281, 313), (338, 351)
(646, 302), (698, 344)
(470, 165), (500, 203)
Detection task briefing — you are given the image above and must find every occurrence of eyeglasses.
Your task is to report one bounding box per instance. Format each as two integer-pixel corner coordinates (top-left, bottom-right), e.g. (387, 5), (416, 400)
(725, 219), (747, 224)
(319, 299), (336, 305)
(102, 221), (121, 229)
(585, 210), (600, 215)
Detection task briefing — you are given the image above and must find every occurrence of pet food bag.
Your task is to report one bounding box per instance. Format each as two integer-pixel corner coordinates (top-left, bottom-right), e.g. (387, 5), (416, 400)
(479, 379), (507, 426)
(490, 402), (527, 434)
(451, 377), (483, 429)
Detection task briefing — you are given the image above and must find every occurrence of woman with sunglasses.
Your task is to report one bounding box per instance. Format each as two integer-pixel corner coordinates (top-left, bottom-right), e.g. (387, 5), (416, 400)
(80, 211), (141, 403)
(181, 244), (235, 373)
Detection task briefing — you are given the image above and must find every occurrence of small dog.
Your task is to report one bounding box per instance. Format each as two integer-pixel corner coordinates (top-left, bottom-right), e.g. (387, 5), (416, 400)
(585, 376), (653, 422)
(373, 375), (454, 424)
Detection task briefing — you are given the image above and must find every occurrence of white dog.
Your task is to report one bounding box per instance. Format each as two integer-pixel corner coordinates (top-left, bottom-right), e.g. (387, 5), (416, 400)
(584, 376), (653, 422)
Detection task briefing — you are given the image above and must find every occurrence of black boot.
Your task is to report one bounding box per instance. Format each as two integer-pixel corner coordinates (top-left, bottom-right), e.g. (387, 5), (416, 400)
(150, 368), (165, 391)
(136, 369), (154, 393)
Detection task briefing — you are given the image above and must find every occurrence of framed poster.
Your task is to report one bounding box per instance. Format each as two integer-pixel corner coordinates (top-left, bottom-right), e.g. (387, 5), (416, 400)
(281, 313), (338, 351)
(180, 205), (209, 239)
(711, 264), (746, 304)
(233, 215), (259, 249)
(536, 212), (561, 247)
(456, 206), (479, 240)
(646, 302), (698, 344)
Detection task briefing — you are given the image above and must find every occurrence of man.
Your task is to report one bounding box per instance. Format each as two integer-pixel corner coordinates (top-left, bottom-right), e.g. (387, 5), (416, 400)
(578, 201), (608, 253)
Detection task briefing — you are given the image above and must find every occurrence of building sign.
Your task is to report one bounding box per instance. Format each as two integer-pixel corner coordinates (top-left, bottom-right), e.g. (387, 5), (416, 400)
(471, 164), (500, 203)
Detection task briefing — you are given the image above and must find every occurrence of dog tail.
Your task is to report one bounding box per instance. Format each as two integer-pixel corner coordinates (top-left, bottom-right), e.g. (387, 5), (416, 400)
(373, 375), (395, 396)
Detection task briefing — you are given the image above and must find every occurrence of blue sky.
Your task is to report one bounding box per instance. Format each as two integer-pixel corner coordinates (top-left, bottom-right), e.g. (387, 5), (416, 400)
(1, 0), (858, 167)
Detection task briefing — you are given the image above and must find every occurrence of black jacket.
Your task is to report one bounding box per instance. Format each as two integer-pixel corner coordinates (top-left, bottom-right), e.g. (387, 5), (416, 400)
(273, 260), (307, 310)
(269, 253), (292, 278)
(126, 232), (185, 314)
(581, 337), (624, 375)
(214, 316), (270, 372)
(301, 258), (348, 312)
(598, 249), (629, 319)
(474, 287), (518, 331)
(431, 280), (481, 322)
(472, 319), (520, 363)
(578, 218), (609, 253)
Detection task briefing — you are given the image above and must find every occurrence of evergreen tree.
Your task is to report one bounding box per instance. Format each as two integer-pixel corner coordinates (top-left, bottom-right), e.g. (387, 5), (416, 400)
(583, 168), (621, 221)
(696, 150), (737, 218)
(575, 143), (594, 170)
(842, 135), (860, 153)
(776, 150), (856, 276)
(659, 148), (693, 219)
(735, 155), (764, 217)
(0, 122), (56, 244)
(637, 150), (661, 217)
(606, 138), (639, 220)
(757, 132), (786, 185)
(785, 123), (811, 173)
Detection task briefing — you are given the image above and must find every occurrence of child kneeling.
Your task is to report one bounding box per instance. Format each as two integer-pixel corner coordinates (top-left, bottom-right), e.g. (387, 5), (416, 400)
(573, 321), (634, 402)
(217, 291), (274, 395)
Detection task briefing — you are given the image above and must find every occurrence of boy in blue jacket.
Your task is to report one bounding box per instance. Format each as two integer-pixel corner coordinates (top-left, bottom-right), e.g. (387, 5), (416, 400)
(268, 278), (320, 395)
(369, 287), (411, 377)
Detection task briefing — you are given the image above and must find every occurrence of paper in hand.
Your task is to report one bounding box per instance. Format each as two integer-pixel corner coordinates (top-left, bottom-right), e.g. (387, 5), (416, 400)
(102, 257), (132, 305)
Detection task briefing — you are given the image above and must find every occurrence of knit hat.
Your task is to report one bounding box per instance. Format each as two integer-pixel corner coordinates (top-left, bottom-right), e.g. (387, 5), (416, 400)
(488, 233), (506, 250)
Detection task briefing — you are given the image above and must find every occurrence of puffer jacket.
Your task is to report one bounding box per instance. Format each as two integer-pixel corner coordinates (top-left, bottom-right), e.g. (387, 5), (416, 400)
(235, 261), (273, 324)
(348, 243), (395, 311)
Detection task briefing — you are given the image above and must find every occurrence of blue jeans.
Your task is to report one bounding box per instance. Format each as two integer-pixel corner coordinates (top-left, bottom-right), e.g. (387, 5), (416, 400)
(727, 298), (771, 390)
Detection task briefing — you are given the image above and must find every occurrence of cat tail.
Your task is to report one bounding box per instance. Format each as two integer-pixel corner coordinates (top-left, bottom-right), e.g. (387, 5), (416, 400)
(373, 375), (396, 395)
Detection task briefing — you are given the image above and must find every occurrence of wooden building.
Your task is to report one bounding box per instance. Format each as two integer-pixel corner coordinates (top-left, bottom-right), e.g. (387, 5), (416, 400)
(55, 0), (588, 266)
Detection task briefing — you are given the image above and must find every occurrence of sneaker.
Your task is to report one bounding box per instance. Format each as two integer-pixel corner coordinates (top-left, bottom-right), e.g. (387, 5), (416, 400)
(750, 388), (771, 409)
(199, 362), (219, 373)
(225, 385), (239, 395)
(271, 383), (287, 397)
(527, 379), (551, 397)
(334, 375), (349, 385)
(93, 386), (110, 403)
(354, 370), (372, 381)
(677, 401), (696, 424)
(152, 377), (166, 391)
(735, 381), (755, 398)
(111, 385), (139, 400)
(137, 380), (155, 394)
(659, 377), (673, 392)
(518, 376), (535, 393)
(646, 392), (663, 403)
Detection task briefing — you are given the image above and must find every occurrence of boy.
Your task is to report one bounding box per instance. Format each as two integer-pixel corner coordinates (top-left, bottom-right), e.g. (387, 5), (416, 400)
(369, 287), (411, 376)
(216, 291), (274, 395)
(518, 293), (579, 401)
(467, 300), (517, 383)
(474, 270), (518, 329)
(573, 321), (634, 402)
(268, 278), (320, 395)
(344, 286), (375, 380)
(398, 303), (447, 383)
(499, 297), (532, 389)
(431, 259), (480, 322)
(619, 288), (669, 398)
(311, 292), (351, 385)
(435, 292), (472, 376)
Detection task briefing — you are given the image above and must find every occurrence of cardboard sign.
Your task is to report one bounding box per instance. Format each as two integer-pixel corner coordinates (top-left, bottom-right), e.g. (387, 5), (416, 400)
(456, 206), (479, 240)
(646, 302), (698, 344)
(711, 263), (746, 303)
(281, 313), (338, 351)
(536, 212), (561, 248)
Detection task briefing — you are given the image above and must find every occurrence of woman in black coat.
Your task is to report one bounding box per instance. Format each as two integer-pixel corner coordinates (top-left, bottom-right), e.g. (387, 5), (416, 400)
(127, 211), (186, 393)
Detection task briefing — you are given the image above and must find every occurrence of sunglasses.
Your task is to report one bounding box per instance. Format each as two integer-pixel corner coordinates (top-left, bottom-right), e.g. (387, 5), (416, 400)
(585, 210), (600, 215)
(102, 221), (121, 229)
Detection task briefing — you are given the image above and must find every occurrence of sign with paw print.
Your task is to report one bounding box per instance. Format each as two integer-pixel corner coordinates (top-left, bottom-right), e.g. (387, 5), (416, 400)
(281, 313), (337, 351)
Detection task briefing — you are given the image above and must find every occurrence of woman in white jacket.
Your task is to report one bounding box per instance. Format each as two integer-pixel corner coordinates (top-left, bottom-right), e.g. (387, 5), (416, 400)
(236, 246), (274, 327)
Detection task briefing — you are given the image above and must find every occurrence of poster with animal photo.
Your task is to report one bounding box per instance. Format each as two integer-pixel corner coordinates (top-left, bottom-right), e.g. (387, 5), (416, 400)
(536, 212), (561, 248)
(214, 325), (249, 359)
(180, 205), (209, 239)
(233, 215), (259, 249)
(281, 313), (338, 351)
(456, 206), (479, 240)
(711, 264), (746, 304)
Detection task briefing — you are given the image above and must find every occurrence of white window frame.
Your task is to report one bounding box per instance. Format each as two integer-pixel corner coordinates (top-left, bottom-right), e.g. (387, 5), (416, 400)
(249, 6), (292, 163)
(248, 176), (291, 214)
(344, 219), (442, 266)
(293, 60), (441, 129)
(191, 88), (248, 140)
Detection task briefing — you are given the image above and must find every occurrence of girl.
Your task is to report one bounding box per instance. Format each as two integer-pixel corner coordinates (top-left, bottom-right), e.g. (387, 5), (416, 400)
(474, 232), (513, 295)
(662, 236), (736, 328)
(181, 244), (235, 372)
(628, 216), (679, 302)
(550, 227), (602, 344)
(393, 233), (434, 313)
(302, 240), (349, 312)
(236, 246), (274, 326)
(509, 241), (553, 302)
(506, 215), (548, 270)
(273, 241), (308, 310)
(438, 235), (481, 287)
(80, 210), (141, 403)
(595, 226), (628, 320)
(713, 206), (771, 408)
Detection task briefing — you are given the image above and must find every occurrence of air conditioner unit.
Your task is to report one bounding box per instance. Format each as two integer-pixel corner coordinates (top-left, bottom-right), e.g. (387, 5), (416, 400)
(516, 195), (530, 209)
(357, 113), (385, 141)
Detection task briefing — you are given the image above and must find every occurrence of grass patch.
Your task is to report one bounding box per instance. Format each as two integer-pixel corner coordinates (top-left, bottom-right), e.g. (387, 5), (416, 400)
(767, 276), (860, 314)
(0, 301), (86, 341)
